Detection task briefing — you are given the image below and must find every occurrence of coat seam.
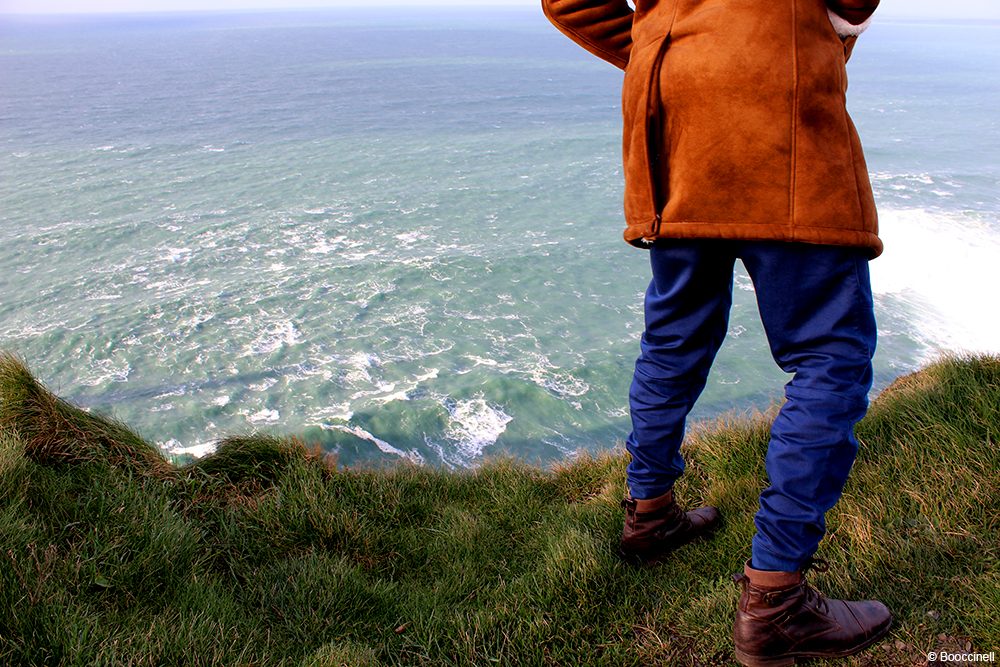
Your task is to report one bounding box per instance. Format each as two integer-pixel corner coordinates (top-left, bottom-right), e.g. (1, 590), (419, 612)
(842, 96), (868, 232)
(852, 256), (876, 360)
(626, 220), (873, 232)
(788, 0), (799, 226)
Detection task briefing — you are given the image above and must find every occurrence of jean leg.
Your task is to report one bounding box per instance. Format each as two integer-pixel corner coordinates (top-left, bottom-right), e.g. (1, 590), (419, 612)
(626, 240), (736, 499)
(741, 242), (877, 571)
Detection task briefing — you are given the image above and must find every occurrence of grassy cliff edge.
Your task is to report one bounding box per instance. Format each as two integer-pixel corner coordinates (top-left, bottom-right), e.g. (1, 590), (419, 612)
(1, 350), (997, 666)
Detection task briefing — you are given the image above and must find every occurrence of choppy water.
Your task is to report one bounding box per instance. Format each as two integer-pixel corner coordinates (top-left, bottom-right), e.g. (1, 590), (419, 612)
(1, 9), (998, 467)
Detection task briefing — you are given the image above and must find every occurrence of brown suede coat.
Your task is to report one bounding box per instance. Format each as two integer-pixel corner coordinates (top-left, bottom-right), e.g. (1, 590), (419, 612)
(542, 0), (883, 257)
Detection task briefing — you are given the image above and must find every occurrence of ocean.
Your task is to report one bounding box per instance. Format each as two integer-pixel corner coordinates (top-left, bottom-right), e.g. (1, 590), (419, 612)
(1, 8), (998, 468)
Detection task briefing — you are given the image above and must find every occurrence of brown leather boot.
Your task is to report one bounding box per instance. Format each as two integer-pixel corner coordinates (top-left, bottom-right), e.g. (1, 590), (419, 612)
(618, 488), (721, 565)
(732, 558), (893, 667)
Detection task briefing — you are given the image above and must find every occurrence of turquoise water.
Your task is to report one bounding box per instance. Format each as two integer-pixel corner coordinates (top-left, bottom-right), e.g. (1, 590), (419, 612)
(1, 10), (998, 467)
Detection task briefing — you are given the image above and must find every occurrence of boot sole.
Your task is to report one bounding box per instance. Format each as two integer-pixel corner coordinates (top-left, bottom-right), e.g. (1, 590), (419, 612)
(734, 616), (893, 667)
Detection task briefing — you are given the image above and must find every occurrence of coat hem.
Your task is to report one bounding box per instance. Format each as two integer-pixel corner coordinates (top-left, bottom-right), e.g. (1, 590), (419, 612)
(624, 220), (882, 258)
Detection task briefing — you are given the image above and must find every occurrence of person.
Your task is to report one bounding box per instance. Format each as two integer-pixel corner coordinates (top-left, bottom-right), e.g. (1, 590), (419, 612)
(540, 0), (893, 665)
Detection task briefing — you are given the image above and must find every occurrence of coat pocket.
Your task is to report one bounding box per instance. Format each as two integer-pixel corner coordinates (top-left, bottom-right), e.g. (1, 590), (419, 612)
(621, 35), (671, 241)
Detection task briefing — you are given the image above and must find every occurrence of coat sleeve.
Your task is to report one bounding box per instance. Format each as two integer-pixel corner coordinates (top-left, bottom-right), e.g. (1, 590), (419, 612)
(541, 0), (634, 71)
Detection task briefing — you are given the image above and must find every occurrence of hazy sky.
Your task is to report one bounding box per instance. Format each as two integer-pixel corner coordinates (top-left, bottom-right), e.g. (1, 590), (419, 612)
(1, 0), (998, 20)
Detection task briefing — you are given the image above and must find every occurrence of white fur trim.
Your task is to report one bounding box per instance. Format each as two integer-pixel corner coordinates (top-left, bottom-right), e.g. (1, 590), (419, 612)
(827, 8), (873, 38)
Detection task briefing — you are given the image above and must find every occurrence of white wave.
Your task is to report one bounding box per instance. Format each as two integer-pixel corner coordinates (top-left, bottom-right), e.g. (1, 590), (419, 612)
(180, 309), (216, 330)
(343, 351), (380, 385)
(79, 358), (130, 387)
(349, 381), (398, 401)
(530, 367), (589, 398)
(604, 405), (629, 419)
(346, 280), (396, 308)
(342, 248), (382, 262)
(240, 319), (302, 357)
(442, 396), (513, 461)
(414, 368), (439, 382)
(734, 274), (755, 292)
(212, 395), (231, 407)
(248, 377), (278, 392)
(308, 236), (347, 254)
(871, 171), (935, 187)
(154, 387), (186, 399)
(394, 231), (429, 244)
(377, 388), (411, 404)
(327, 424), (424, 464)
(162, 438), (216, 459)
(6, 321), (59, 338)
(465, 355), (500, 367)
(463, 353), (588, 399)
(544, 436), (580, 459)
(246, 408), (280, 424)
(307, 404), (354, 423)
(160, 247), (192, 264)
(285, 362), (335, 383)
(144, 276), (187, 294)
(349, 367), (439, 405)
(871, 208), (1000, 358)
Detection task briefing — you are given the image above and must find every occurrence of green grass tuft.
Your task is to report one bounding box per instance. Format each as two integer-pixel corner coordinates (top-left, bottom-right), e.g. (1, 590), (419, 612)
(0, 351), (172, 477)
(0, 351), (997, 666)
(185, 433), (334, 487)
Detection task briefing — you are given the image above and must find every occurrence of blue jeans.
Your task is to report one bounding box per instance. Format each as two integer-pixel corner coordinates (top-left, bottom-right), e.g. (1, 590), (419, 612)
(625, 239), (877, 572)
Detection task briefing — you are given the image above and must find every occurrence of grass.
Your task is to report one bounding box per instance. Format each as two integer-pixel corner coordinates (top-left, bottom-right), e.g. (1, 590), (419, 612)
(0, 349), (997, 666)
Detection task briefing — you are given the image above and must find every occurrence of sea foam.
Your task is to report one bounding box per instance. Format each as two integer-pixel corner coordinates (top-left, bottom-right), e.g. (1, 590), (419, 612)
(872, 207), (1000, 359)
(442, 396), (513, 462)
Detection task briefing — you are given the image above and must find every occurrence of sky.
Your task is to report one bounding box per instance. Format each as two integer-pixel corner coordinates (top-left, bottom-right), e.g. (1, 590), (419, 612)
(0, 0), (998, 20)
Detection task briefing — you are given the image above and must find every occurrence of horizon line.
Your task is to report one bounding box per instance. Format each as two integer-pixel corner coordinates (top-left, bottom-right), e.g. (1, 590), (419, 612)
(2, 4), (999, 21)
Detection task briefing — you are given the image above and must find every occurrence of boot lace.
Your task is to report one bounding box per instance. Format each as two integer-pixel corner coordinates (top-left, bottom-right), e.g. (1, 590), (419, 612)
(800, 557), (830, 614)
(802, 557), (830, 575)
(760, 557), (831, 611)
